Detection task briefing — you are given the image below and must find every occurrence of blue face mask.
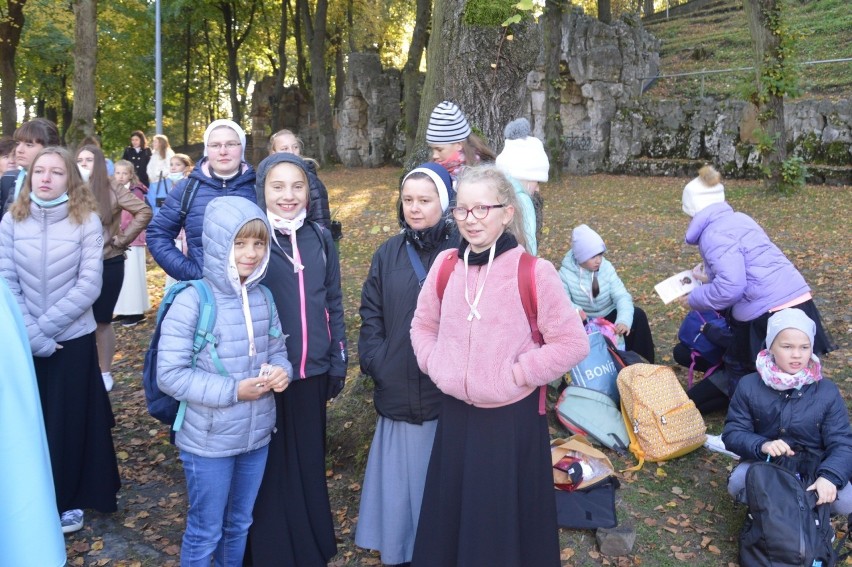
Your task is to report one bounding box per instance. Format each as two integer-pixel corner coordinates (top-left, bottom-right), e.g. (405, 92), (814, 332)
(168, 172), (185, 182)
(30, 192), (69, 208)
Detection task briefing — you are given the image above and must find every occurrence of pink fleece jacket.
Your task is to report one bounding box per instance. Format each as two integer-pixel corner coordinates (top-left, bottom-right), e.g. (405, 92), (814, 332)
(411, 245), (589, 408)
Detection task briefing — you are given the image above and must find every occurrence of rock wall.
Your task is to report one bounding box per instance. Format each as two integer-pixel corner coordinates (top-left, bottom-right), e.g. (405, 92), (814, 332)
(335, 53), (403, 167)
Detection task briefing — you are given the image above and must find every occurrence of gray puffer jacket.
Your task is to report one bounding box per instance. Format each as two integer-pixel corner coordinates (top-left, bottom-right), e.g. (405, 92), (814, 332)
(156, 197), (292, 458)
(0, 202), (103, 357)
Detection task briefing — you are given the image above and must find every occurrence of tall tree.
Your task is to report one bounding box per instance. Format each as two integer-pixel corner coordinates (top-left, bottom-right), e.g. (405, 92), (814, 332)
(402, 0), (430, 158)
(218, 0), (258, 125)
(299, 0), (336, 164)
(0, 0), (27, 134)
(270, 0), (289, 130)
(743, 0), (795, 191)
(597, 0), (612, 23)
(543, 0), (564, 182)
(415, 0), (541, 152)
(67, 0), (97, 147)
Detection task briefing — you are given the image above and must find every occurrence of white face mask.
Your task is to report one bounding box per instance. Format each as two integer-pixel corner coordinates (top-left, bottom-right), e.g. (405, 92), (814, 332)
(77, 165), (91, 183)
(168, 172), (185, 182)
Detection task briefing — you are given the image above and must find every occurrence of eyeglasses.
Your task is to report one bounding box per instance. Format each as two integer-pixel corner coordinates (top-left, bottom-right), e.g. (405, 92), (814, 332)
(451, 204), (506, 221)
(206, 142), (242, 151)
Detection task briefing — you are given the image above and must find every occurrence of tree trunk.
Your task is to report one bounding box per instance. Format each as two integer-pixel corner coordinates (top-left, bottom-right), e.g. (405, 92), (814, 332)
(271, 0), (289, 131)
(543, 0), (564, 182)
(67, 0), (97, 148)
(292, 0), (309, 102)
(402, 0), (431, 160)
(743, 0), (788, 190)
(0, 0), (26, 135)
(332, 29), (345, 110)
(183, 19), (192, 147)
(598, 0), (612, 24)
(643, 0), (654, 17)
(300, 0), (336, 164)
(415, 0), (542, 154)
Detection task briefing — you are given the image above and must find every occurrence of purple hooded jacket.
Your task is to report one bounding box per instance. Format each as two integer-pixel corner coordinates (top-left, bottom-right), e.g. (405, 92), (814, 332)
(685, 202), (810, 322)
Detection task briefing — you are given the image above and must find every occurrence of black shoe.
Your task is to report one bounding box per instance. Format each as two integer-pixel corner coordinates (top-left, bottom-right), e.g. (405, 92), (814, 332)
(111, 314), (128, 323)
(121, 314), (146, 327)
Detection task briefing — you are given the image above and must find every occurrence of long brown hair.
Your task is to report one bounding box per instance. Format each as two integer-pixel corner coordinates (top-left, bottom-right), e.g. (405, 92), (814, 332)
(455, 164), (527, 253)
(152, 134), (171, 159)
(10, 146), (98, 224)
(77, 144), (114, 225)
(461, 132), (496, 164)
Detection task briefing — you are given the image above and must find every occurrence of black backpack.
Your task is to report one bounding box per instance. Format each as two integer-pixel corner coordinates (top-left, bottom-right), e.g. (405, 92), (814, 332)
(740, 454), (844, 567)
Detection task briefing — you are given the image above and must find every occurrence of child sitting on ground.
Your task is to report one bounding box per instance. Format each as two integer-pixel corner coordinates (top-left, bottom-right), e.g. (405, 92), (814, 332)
(559, 224), (656, 362)
(722, 308), (852, 514)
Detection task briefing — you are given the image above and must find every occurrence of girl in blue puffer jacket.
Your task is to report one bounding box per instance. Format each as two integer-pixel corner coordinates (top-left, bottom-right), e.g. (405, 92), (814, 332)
(680, 165), (835, 395)
(156, 197), (292, 566)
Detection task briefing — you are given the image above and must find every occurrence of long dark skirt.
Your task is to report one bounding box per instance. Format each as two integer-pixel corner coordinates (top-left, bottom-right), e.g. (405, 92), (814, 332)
(92, 255), (125, 323)
(244, 374), (336, 566)
(411, 390), (560, 567)
(726, 298), (837, 395)
(33, 332), (120, 513)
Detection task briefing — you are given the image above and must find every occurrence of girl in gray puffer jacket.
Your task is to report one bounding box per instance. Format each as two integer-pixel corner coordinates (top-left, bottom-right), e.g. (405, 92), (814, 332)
(156, 196), (292, 566)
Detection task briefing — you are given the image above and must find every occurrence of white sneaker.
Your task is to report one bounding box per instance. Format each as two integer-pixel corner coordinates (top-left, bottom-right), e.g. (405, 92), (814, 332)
(102, 372), (114, 392)
(60, 509), (84, 534)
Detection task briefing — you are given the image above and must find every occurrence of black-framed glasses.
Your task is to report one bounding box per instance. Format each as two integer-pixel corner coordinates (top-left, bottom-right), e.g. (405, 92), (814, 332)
(206, 142), (242, 151)
(451, 204), (506, 221)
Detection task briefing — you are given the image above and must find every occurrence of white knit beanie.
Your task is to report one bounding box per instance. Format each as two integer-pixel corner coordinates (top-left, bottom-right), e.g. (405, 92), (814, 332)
(426, 101), (471, 145)
(682, 165), (725, 217)
(765, 308), (816, 349)
(572, 224), (606, 264)
(203, 119), (247, 160)
(495, 118), (550, 183)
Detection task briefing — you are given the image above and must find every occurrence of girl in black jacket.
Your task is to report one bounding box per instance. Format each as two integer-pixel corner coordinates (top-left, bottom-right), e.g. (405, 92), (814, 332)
(121, 130), (152, 187)
(723, 308), (852, 514)
(355, 162), (457, 566)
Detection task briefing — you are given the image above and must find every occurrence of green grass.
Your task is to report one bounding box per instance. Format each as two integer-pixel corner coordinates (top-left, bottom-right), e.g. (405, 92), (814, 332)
(644, 0), (852, 99)
(321, 166), (852, 565)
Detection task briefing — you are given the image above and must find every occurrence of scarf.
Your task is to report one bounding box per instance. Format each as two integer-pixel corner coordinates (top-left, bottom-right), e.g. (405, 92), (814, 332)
(267, 209), (306, 273)
(460, 232), (517, 266)
(402, 216), (454, 252)
(756, 349), (822, 391)
(30, 192), (69, 208)
(436, 149), (466, 179)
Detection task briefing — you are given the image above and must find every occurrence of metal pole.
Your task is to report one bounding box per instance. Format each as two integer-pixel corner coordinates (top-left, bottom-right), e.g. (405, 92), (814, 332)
(155, 0), (163, 134)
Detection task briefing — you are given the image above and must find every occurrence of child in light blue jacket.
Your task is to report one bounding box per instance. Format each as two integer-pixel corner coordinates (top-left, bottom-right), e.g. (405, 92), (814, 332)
(559, 224), (656, 362)
(157, 196), (292, 566)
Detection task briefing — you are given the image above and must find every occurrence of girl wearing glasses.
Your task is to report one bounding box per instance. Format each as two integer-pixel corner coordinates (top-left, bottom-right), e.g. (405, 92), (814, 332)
(147, 119), (257, 282)
(410, 165), (589, 567)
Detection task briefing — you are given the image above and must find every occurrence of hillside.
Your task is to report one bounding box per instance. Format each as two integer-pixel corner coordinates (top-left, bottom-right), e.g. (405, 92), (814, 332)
(643, 0), (852, 99)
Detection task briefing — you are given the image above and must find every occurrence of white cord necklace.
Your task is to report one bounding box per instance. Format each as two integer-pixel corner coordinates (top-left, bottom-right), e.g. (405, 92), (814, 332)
(463, 243), (496, 321)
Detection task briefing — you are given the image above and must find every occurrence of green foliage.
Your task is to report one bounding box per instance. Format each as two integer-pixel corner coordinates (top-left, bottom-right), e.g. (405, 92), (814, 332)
(779, 155), (807, 194)
(463, 0), (519, 26)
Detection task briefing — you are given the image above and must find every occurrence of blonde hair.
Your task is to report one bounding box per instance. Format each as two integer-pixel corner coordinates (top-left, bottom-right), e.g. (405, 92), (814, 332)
(460, 132), (496, 164)
(235, 218), (270, 243)
(114, 159), (140, 185)
(10, 147), (98, 224)
(455, 164), (527, 253)
(152, 134), (171, 160)
(171, 153), (194, 178)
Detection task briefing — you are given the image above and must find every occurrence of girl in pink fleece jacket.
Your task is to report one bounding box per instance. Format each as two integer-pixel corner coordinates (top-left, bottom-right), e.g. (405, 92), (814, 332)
(410, 165), (589, 567)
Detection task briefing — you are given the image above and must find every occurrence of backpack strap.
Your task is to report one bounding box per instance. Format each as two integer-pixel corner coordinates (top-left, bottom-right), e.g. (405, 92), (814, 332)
(620, 397), (646, 472)
(308, 221), (328, 266)
(405, 241), (428, 287)
(258, 284), (282, 338)
(178, 179), (201, 224)
(436, 249), (459, 300)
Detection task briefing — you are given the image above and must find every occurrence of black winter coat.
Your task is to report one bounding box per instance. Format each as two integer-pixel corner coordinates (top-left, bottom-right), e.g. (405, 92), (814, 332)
(305, 160), (332, 231)
(723, 372), (852, 488)
(358, 220), (457, 423)
(122, 146), (152, 187)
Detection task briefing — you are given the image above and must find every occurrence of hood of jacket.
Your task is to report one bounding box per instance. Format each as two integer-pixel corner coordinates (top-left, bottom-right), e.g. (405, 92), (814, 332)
(202, 196), (271, 296)
(253, 152), (313, 215)
(685, 201), (733, 245)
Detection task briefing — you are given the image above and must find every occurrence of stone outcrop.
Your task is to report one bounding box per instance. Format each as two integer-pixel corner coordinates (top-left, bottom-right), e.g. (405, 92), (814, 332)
(335, 53), (403, 168)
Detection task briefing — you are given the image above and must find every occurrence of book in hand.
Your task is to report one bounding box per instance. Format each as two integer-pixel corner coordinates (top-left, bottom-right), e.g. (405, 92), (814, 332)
(655, 270), (701, 304)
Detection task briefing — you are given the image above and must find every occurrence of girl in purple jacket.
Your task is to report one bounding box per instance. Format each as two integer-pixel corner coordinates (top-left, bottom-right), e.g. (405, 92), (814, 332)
(680, 165), (835, 397)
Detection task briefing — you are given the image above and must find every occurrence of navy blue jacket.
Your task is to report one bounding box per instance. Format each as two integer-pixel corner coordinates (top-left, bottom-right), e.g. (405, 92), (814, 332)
(147, 159), (256, 281)
(262, 222), (347, 381)
(723, 372), (852, 488)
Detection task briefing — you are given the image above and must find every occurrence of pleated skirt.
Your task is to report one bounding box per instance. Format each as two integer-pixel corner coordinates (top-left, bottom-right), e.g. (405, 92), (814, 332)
(355, 416), (438, 565)
(113, 246), (150, 316)
(244, 375), (337, 566)
(411, 390), (560, 567)
(33, 332), (120, 513)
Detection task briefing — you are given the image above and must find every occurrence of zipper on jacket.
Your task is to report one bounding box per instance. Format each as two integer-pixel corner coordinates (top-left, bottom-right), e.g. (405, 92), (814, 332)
(297, 257), (308, 379)
(40, 209), (49, 311)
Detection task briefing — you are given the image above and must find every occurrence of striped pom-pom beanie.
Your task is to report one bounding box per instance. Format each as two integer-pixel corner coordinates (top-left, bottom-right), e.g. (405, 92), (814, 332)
(426, 101), (472, 144)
